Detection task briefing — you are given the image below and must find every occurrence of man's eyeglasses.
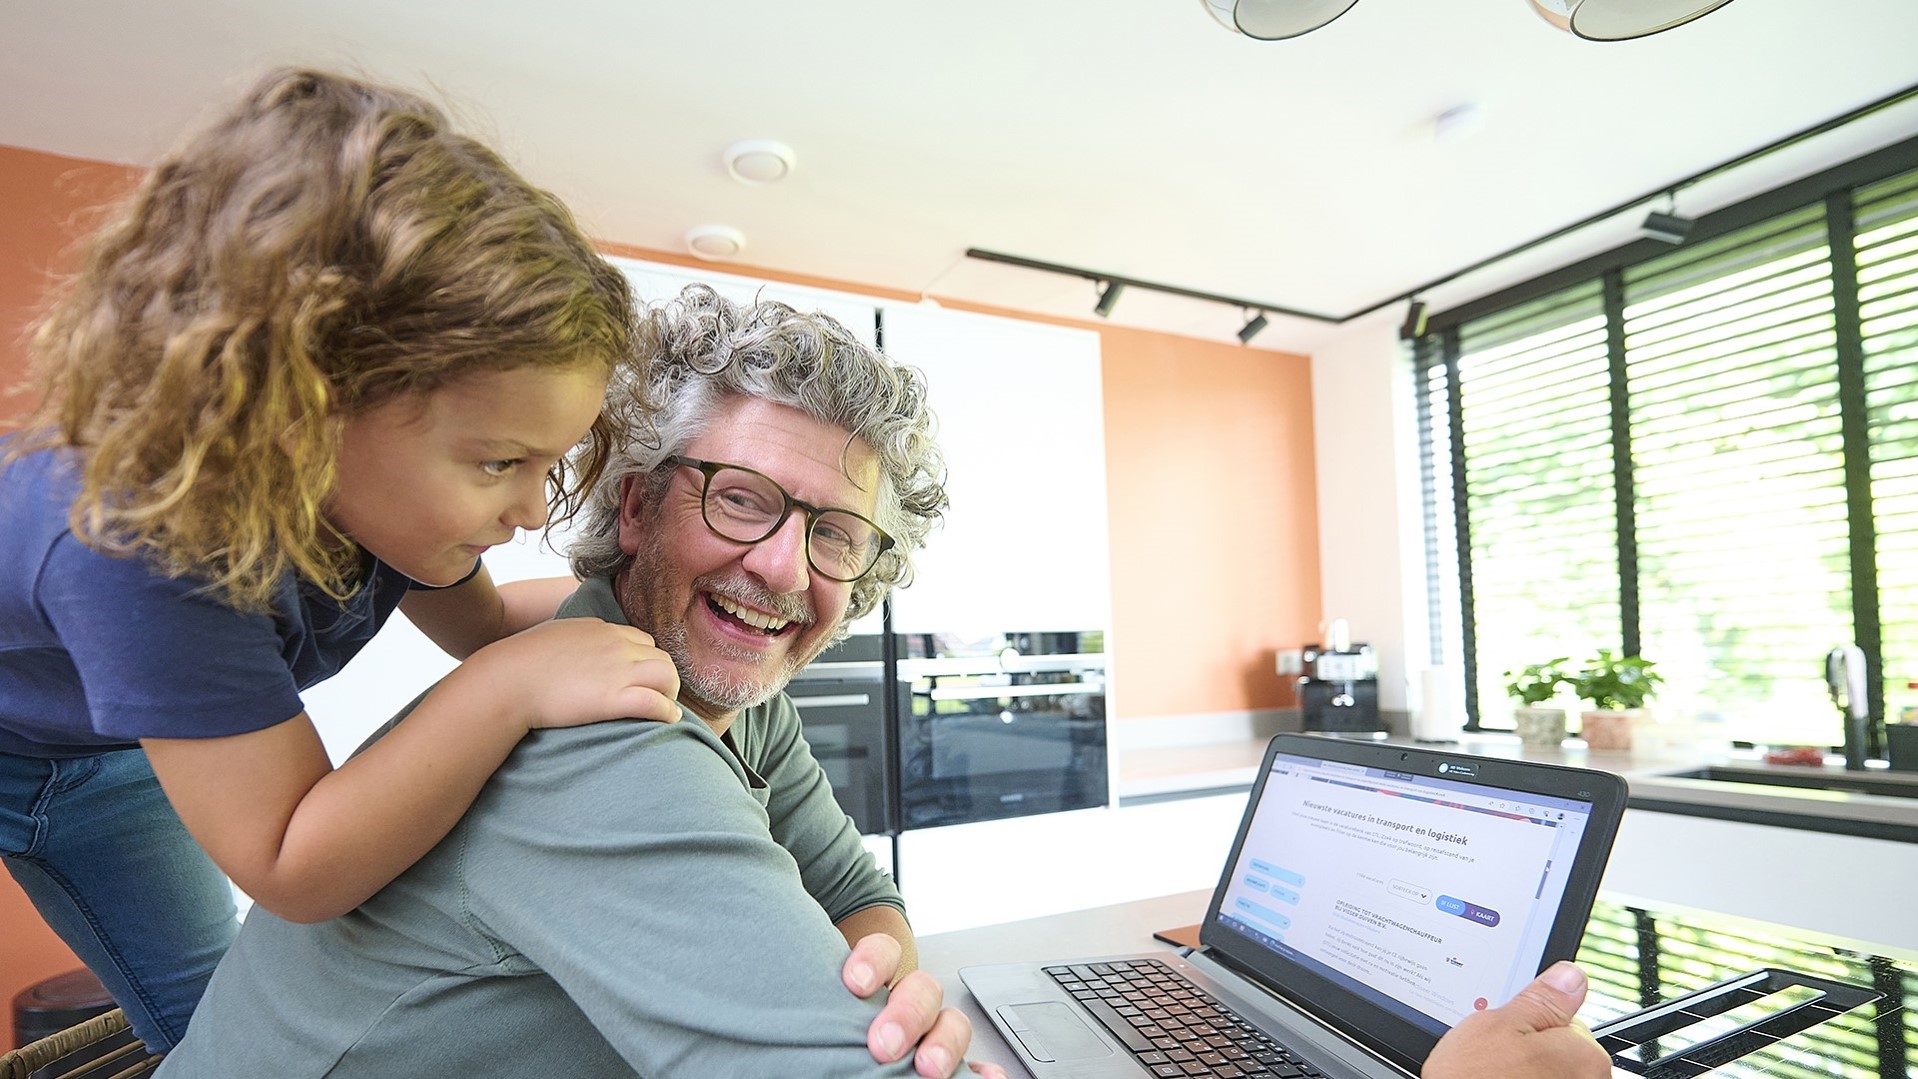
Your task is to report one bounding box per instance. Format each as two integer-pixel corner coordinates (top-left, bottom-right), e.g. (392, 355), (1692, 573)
(665, 455), (895, 583)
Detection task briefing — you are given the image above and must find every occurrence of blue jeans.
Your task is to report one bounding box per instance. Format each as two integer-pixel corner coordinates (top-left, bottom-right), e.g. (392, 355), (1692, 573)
(0, 747), (237, 1053)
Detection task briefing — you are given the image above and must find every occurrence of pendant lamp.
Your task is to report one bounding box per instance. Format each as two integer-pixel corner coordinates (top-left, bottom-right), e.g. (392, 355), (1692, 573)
(1203, 0), (1743, 41)
(1201, 0), (1361, 41)
(1528, 0), (1742, 41)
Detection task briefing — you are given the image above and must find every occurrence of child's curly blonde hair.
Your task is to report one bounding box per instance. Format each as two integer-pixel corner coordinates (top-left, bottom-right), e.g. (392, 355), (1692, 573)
(13, 68), (645, 611)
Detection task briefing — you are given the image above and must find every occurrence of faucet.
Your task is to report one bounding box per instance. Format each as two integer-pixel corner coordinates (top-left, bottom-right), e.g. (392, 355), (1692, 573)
(1827, 645), (1870, 771)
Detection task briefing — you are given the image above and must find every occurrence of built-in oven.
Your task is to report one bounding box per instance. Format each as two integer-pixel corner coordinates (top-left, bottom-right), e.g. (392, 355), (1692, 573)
(894, 630), (1109, 829)
(785, 634), (899, 837)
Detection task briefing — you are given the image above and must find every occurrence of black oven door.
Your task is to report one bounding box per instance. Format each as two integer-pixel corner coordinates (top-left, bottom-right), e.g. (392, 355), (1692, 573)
(788, 680), (902, 836)
(897, 685), (1108, 830)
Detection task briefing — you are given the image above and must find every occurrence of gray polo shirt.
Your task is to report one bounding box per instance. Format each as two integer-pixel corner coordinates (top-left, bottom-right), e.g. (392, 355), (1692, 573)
(158, 576), (916, 1077)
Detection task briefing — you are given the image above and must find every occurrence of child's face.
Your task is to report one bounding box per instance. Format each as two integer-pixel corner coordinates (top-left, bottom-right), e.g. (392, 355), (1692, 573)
(328, 363), (607, 586)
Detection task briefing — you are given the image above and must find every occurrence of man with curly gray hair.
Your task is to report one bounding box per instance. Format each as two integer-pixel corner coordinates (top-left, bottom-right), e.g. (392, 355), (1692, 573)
(570, 283), (946, 708)
(159, 285), (1002, 1079)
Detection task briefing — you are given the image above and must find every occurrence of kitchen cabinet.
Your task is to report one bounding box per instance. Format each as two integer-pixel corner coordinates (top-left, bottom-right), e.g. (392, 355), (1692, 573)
(875, 304), (1116, 825)
(1600, 808), (1918, 950)
(876, 302), (1110, 636)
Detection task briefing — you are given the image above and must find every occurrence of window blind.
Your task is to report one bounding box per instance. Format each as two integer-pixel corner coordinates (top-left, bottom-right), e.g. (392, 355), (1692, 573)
(1414, 334), (1459, 669)
(1422, 153), (1918, 739)
(1622, 207), (1849, 746)
(1453, 283), (1620, 727)
(1855, 170), (1918, 718)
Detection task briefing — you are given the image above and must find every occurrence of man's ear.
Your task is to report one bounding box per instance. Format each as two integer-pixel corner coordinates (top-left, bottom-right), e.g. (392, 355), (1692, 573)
(615, 473), (648, 556)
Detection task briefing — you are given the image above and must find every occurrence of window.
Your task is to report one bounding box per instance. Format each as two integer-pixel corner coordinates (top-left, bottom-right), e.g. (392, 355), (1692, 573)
(1857, 170), (1918, 723)
(1421, 148), (1918, 744)
(1625, 208), (1846, 745)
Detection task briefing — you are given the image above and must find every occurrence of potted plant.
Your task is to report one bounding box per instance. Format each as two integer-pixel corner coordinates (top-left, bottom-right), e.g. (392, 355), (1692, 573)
(1503, 659), (1571, 748)
(1568, 649), (1662, 751)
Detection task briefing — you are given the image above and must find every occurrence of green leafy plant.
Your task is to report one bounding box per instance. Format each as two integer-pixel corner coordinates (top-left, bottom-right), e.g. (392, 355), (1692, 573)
(1503, 659), (1569, 706)
(1568, 649), (1662, 710)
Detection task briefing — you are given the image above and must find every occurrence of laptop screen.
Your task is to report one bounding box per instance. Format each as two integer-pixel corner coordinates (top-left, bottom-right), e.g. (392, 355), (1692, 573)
(1202, 735), (1625, 1072)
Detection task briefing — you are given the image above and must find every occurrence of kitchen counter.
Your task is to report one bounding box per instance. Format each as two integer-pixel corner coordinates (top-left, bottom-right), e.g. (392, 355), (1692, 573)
(1119, 730), (1918, 841)
(1117, 728), (1709, 800)
(1625, 761), (1918, 843)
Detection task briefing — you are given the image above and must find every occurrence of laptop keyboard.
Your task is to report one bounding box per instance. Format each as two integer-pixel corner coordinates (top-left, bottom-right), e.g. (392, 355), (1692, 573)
(1044, 959), (1330, 1078)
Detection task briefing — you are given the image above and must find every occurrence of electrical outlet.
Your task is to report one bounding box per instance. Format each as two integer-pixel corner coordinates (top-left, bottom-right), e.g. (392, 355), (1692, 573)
(1276, 649), (1304, 677)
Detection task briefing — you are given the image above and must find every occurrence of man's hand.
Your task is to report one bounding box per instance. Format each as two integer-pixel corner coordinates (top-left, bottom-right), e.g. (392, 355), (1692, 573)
(843, 934), (1008, 1079)
(1424, 962), (1612, 1079)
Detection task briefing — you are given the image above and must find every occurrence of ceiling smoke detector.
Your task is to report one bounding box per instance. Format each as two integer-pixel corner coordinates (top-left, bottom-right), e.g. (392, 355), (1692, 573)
(723, 139), (796, 184)
(684, 224), (746, 261)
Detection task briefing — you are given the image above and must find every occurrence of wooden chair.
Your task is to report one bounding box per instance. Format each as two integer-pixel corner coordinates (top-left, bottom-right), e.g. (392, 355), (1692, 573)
(0, 1009), (159, 1079)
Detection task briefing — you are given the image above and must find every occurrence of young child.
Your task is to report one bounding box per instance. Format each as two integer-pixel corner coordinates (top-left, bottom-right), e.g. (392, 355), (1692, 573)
(0, 68), (681, 1053)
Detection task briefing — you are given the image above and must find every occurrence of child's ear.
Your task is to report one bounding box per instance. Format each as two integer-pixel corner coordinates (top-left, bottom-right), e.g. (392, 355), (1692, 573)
(615, 474), (648, 556)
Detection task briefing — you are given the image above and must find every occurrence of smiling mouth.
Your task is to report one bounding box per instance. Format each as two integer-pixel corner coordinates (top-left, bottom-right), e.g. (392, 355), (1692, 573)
(706, 593), (797, 637)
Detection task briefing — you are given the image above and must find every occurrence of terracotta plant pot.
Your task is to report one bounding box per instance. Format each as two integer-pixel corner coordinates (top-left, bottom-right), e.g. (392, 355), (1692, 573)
(1513, 706), (1569, 748)
(1580, 708), (1641, 751)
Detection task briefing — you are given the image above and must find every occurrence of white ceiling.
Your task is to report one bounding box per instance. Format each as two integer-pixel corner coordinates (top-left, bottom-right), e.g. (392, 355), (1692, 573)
(5, 1), (1918, 353)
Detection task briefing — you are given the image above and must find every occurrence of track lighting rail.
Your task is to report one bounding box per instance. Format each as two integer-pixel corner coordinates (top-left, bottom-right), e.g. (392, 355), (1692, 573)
(965, 78), (1918, 333)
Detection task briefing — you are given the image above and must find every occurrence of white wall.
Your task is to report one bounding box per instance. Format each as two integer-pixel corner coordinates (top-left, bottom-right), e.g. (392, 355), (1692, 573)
(1308, 311), (1433, 719)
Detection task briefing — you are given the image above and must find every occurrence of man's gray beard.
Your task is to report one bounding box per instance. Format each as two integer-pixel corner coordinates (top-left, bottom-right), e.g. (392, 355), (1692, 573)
(627, 533), (815, 714)
(651, 615), (805, 714)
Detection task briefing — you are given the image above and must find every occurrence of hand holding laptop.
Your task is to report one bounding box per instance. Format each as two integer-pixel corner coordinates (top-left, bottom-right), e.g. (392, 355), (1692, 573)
(1425, 961), (1610, 1079)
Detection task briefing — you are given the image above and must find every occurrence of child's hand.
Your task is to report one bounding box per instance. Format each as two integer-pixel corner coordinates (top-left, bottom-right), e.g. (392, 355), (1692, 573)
(470, 618), (682, 729)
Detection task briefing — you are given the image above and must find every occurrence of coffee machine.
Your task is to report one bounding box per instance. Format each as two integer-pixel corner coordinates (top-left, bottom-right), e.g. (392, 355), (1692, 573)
(1299, 634), (1384, 737)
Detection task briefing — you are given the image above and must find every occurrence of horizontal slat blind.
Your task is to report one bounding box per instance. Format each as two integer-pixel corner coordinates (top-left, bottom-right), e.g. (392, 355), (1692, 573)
(1623, 206), (1847, 746)
(1855, 171), (1918, 719)
(1455, 283), (1618, 727)
(1414, 335), (1459, 671)
(1422, 160), (1918, 745)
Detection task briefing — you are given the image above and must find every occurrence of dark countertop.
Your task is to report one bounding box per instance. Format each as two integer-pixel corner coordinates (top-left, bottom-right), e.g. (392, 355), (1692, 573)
(1120, 730), (1918, 841)
(921, 890), (1918, 1078)
(1622, 762), (1918, 843)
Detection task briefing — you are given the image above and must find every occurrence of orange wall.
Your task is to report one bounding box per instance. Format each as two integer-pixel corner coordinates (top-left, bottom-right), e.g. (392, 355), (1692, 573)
(1097, 323), (1319, 717)
(0, 144), (142, 1047)
(0, 146), (141, 432)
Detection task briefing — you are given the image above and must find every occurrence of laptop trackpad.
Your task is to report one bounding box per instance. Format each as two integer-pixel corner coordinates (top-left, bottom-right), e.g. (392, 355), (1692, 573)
(997, 1002), (1114, 1062)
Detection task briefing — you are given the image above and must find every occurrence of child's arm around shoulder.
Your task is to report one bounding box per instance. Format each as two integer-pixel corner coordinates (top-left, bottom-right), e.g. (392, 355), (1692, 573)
(142, 615), (680, 923)
(399, 561), (578, 659)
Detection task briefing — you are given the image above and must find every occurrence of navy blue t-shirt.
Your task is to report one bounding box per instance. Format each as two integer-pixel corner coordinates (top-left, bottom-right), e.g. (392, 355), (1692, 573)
(0, 443), (459, 758)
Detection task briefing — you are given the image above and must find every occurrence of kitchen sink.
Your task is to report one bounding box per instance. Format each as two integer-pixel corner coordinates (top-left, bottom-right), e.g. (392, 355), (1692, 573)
(1657, 764), (1918, 800)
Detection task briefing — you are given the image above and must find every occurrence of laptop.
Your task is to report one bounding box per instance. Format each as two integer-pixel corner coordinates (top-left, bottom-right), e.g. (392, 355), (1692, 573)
(962, 733), (1628, 1078)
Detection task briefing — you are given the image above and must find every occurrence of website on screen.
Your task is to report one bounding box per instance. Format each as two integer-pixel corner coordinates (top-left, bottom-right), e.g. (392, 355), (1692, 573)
(1217, 753), (1593, 1032)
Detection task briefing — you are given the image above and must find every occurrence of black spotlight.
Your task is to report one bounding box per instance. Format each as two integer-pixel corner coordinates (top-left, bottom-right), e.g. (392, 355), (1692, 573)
(1237, 311), (1269, 345)
(1093, 280), (1124, 318)
(1398, 299), (1429, 341)
(1641, 209), (1695, 244)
